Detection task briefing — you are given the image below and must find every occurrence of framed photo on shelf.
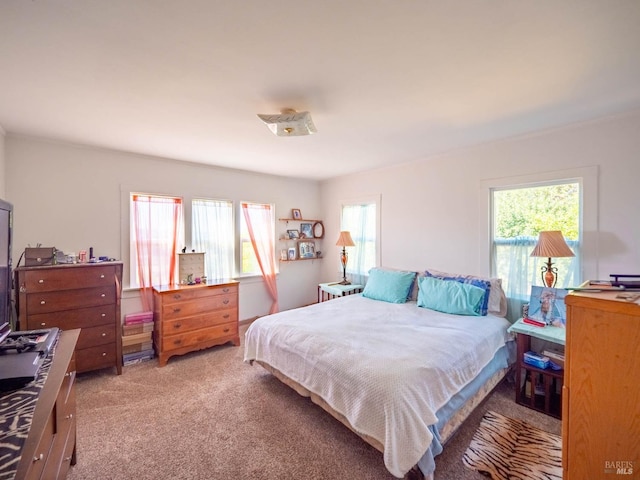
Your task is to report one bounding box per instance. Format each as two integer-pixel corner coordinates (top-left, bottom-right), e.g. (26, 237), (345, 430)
(527, 286), (567, 327)
(292, 208), (302, 220)
(298, 241), (316, 259)
(287, 229), (299, 239)
(287, 247), (297, 261)
(300, 222), (313, 238)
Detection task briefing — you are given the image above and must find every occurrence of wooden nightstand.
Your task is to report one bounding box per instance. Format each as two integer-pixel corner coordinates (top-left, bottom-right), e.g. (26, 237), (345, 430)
(508, 318), (565, 418)
(317, 283), (363, 302)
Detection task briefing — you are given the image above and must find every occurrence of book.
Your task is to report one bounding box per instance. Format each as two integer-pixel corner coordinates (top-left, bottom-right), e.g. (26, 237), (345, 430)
(122, 341), (153, 355)
(523, 317), (546, 327)
(527, 286), (567, 327)
(122, 322), (154, 336)
(123, 349), (155, 365)
(124, 311), (154, 326)
(121, 331), (153, 347)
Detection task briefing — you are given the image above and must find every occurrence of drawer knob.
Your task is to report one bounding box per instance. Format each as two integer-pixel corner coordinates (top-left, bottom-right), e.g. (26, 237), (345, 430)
(102, 352), (107, 356)
(101, 313), (106, 317)
(33, 453), (44, 462)
(223, 314), (229, 319)
(38, 279), (44, 284)
(173, 307), (181, 313)
(64, 456), (72, 463)
(223, 299), (229, 305)
(40, 322), (47, 326)
(101, 293), (106, 297)
(223, 288), (229, 292)
(173, 339), (182, 346)
(40, 300), (46, 305)
(173, 323), (182, 329)
(223, 328), (230, 333)
(101, 332), (107, 337)
(66, 413), (74, 420)
(173, 294), (182, 300)
(100, 274), (105, 278)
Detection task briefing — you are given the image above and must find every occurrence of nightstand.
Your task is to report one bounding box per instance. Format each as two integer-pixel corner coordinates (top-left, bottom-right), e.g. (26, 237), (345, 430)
(508, 318), (565, 418)
(317, 282), (363, 302)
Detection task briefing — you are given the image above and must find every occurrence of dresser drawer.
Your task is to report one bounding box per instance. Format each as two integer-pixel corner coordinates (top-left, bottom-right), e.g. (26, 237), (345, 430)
(77, 323), (117, 349)
(27, 304), (116, 330)
(161, 293), (237, 320)
(163, 308), (238, 334)
(21, 265), (117, 293)
(160, 284), (238, 305)
(163, 322), (238, 352)
(25, 286), (116, 315)
(24, 411), (55, 480)
(76, 343), (117, 373)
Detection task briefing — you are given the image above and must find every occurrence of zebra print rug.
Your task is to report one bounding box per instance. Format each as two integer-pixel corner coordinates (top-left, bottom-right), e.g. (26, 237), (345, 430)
(463, 410), (562, 480)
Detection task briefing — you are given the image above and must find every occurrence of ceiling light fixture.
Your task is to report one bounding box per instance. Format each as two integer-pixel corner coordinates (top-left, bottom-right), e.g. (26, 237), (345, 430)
(257, 108), (317, 137)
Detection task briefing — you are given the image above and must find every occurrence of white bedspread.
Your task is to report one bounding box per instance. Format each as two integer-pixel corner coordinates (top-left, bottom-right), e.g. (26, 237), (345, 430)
(243, 294), (513, 478)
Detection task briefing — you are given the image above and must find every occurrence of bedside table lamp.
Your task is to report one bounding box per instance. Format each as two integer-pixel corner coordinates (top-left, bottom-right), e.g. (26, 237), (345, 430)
(336, 231), (355, 285)
(530, 230), (575, 288)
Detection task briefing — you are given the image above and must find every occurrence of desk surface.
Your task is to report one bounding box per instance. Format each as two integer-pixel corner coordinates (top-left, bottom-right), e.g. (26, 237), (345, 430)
(508, 318), (566, 345)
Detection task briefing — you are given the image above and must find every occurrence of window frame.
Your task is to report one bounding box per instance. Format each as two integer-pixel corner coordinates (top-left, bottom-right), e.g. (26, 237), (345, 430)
(340, 195), (381, 282)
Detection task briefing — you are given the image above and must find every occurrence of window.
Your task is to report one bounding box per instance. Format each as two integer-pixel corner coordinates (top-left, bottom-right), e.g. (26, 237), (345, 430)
(130, 194), (184, 289)
(239, 202), (275, 276)
(491, 181), (580, 317)
(192, 198), (234, 280)
(341, 197), (379, 284)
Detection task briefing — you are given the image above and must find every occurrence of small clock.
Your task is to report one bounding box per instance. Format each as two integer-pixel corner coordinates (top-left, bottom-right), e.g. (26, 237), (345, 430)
(312, 221), (325, 239)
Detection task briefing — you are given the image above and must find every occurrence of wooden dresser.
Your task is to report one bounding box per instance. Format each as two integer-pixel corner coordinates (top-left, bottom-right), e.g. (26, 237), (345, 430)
(153, 280), (239, 367)
(15, 262), (123, 375)
(12, 329), (80, 480)
(562, 289), (640, 479)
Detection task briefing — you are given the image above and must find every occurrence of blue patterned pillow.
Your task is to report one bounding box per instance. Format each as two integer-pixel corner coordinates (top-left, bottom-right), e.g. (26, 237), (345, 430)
(417, 276), (485, 316)
(425, 270), (491, 316)
(362, 268), (416, 304)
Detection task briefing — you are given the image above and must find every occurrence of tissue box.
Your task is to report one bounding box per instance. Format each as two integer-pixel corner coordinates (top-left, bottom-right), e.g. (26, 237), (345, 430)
(523, 351), (550, 369)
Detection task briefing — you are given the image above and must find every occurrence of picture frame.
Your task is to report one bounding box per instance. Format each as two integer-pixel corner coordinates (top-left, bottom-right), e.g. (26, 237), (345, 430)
(312, 221), (324, 239)
(292, 208), (302, 220)
(527, 286), (567, 327)
(300, 222), (313, 239)
(287, 247), (297, 261)
(287, 229), (299, 239)
(298, 241), (316, 259)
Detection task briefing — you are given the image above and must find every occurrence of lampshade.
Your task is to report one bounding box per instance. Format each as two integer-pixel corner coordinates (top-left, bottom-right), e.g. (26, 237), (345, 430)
(336, 231), (355, 247)
(257, 109), (317, 136)
(530, 231), (575, 259)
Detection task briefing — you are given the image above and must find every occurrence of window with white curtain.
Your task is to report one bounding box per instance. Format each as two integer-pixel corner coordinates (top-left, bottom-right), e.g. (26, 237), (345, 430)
(129, 194), (184, 289)
(491, 181), (580, 318)
(341, 197), (379, 285)
(192, 198), (234, 280)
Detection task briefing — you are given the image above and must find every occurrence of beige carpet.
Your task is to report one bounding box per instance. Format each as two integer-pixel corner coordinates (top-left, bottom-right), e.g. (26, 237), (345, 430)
(463, 411), (562, 480)
(66, 325), (561, 480)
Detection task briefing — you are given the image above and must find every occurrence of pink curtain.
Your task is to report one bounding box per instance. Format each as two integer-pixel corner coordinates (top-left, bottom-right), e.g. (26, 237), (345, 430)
(241, 202), (279, 314)
(132, 195), (182, 311)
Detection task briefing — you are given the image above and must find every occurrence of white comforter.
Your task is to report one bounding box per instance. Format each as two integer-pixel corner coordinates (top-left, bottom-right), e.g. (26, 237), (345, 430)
(243, 294), (512, 478)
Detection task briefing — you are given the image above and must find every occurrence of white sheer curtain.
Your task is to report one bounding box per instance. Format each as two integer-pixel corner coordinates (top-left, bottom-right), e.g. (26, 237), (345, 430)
(341, 202), (376, 285)
(495, 236), (579, 321)
(192, 199), (234, 280)
(131, 194), (183, 311)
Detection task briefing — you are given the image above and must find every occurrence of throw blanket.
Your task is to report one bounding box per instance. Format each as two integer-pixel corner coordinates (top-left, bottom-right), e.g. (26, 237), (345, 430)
(244, 295), (512, 478)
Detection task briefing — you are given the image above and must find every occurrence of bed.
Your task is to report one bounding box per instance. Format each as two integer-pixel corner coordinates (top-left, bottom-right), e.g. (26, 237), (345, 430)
(244, 268), (515, 479)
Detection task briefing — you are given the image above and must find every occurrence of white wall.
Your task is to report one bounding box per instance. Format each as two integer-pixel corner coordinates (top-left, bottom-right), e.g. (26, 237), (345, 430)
(319, 109), (640, 283)
(5, 136), (324, 320)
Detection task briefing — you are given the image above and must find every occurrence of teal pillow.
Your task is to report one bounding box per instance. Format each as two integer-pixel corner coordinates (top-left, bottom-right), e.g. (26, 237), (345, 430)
(362, 268), (416, 304)
(417, 275), (485, 316)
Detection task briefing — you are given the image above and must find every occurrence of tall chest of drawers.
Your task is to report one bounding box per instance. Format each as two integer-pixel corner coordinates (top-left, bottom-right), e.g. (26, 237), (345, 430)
(15, 262), (123, 375)
(153, 280), (240, 367)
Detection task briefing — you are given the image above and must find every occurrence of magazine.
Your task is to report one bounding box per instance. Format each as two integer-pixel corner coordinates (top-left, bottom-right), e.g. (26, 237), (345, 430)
(527, 286), (567, 327)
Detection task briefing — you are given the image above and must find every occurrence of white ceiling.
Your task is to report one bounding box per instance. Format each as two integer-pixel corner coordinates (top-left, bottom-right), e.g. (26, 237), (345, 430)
(2, 1), (640, 181)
